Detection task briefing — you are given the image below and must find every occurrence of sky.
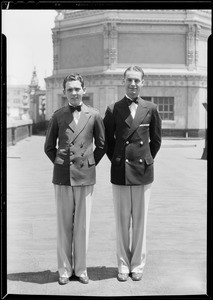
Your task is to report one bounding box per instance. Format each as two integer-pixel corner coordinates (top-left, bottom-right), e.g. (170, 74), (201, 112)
(2, 9), (57, 89)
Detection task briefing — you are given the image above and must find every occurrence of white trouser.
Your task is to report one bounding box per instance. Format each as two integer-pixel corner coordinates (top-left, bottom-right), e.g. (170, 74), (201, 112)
(54, 184), (93, 278)
(112, 184), (152, 274)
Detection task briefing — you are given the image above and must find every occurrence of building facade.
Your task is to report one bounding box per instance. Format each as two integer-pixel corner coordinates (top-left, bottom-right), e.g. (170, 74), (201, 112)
(45, 9), (211, 137)
(28, 68), (46, 125)
(7, 68), (46, 125)
(7, 84), (30, 120)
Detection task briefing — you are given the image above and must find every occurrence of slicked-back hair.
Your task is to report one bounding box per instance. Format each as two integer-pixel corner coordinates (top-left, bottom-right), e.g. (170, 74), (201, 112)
(63, 74), (85, 90)
(124, 66), (145, 80)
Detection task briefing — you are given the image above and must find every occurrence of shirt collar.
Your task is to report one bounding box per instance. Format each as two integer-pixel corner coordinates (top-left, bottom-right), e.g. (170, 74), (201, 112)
(69, 101), (83, 107)
(125, 95), (139, 104)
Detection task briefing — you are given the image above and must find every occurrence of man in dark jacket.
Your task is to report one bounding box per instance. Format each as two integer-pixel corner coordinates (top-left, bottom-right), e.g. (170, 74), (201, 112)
(104, 66), (161, 282)
(44, 74), (105, 285)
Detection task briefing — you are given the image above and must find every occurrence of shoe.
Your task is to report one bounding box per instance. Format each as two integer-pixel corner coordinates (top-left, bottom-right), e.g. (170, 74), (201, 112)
(58, 277), (70, 285)
(131, 272), (143, 281)
(117, 273), (129, 282)
(79, 275), (89, 284)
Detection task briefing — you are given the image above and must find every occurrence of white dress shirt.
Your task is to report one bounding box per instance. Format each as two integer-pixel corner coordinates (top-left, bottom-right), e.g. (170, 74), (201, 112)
(126, 95), (138, 119)
(69, 102), (82, 125)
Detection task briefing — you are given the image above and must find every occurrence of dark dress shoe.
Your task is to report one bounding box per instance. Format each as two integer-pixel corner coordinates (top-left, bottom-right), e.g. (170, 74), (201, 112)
(79, 275), (89, 284)
(131, 272), (143, 281)
(58, 277), (70, 285)
(117, 273), (129, 282)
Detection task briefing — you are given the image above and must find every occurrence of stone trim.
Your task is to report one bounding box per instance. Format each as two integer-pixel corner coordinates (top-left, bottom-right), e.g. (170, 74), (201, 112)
(45, 73), (207, 88)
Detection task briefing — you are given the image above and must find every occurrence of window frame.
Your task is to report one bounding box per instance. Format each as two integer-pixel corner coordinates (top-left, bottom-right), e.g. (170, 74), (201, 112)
(142, 96), (174, 121)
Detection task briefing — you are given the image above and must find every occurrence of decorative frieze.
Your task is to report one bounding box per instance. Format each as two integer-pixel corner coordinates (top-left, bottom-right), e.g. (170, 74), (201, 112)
(46, 73), (207, 89)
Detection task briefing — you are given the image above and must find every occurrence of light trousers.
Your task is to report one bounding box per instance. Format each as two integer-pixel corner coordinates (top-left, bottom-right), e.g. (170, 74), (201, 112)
(54, 184), (93, 278)
(112, 183), (152, 274)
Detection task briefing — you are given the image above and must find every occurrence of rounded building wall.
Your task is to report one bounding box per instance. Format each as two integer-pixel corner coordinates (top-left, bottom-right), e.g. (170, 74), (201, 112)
(45, 9), (210, 137)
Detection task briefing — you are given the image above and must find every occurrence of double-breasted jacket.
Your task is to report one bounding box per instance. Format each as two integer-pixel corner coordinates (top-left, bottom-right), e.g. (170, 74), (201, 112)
(44, 104), (105, 186)
(103, 97), (162, 185)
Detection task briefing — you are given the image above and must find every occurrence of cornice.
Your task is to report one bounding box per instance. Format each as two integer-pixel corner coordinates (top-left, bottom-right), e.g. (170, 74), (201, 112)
(54, 21), (210, 39)
(55, 10), (211, 28)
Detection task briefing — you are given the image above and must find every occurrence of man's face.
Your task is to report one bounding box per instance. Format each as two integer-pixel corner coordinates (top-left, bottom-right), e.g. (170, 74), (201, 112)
(64, 80), (86, 106)
(124, 70), (144, 99)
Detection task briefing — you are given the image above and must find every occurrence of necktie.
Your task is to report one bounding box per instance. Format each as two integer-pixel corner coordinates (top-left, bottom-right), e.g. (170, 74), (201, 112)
(69, 105), (82, 113)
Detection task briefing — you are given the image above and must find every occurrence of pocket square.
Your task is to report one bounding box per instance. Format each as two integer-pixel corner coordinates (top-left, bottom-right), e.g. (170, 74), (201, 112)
(139, 123), (149, 127)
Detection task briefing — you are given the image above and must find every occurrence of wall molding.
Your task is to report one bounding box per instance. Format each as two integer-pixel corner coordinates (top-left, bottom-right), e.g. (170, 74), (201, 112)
(45, 73), (207, 89)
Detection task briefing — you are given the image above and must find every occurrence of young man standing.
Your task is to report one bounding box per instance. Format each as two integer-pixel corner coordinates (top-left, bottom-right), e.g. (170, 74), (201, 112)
(104, 66), (161, 282)
(44, 74), (105, 285)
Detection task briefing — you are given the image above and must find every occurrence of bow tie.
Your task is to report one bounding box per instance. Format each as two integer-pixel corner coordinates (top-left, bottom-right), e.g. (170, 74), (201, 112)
(69, 105), (82, 113)
(125, 97), (139, 106)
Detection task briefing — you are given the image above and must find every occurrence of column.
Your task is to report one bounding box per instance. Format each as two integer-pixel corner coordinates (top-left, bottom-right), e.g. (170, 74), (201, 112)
(186, 24), (195, 71)
(109, 22), (118, 70)
(195, 24), (201, 68)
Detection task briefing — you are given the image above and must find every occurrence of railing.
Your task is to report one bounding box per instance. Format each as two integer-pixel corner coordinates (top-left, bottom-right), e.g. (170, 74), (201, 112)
(7, 119), (33, 146)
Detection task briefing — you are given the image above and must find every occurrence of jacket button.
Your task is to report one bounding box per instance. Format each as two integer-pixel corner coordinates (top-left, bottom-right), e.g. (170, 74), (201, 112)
(140, 141), (143, 145)
(70, 152), (74, 155)
(125, 159), (129, 163)
(126, 141), (129, 145)
(70, 162), (73, 165)
(139, 159), (143, 163)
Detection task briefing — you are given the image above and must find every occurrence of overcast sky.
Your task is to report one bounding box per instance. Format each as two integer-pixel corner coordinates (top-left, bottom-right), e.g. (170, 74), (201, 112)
(2, 9), (57, 89)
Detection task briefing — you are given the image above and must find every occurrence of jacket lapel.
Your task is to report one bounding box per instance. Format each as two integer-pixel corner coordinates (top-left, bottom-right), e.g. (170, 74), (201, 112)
(63, 105), (76, 132)
(71, 104), (91, 141)
(123, 98), (149, 140)
(116, 97), (133, 128)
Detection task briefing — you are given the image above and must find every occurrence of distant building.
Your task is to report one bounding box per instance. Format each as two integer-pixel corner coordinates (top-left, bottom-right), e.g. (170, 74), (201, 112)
(45, 9), (211, 137)
(7, 68), (46, 126)
(7, 84), (30, 120)
(28, 68), (46, 124)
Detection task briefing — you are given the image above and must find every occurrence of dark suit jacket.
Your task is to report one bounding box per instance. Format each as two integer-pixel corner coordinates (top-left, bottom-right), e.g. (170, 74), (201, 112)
(44, 104), (105, 186)
(103, 97), (162, 185)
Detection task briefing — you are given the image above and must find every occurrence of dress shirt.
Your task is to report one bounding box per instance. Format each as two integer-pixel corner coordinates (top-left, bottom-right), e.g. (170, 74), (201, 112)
(125, 95), (138, 119)
(69, 102), (82, 125)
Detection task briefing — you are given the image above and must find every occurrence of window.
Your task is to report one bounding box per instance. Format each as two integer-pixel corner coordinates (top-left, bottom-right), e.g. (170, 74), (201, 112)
(142, 96), (174, 120)
(142, 97), (152, 102)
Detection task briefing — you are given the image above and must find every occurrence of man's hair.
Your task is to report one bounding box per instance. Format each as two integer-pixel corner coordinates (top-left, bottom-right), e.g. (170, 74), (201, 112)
(124, 66), (145, 80)
(63, 73), (85, 90)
